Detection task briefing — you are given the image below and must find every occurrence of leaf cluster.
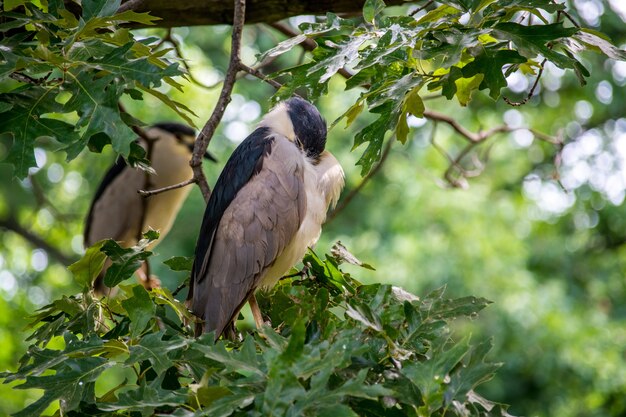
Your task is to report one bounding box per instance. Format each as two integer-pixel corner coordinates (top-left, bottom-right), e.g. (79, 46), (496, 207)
(2, 239), (508, 416)
(264, 0), (626, 174)
(0, 0), (189, 178)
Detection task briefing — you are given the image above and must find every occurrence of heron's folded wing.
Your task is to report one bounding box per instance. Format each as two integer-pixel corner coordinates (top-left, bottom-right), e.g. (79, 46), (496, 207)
(84, 160), (145, 246)
(190, 135), (306, 337)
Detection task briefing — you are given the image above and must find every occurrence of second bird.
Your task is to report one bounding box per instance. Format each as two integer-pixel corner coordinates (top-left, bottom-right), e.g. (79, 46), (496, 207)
(188, 97), (344, 338)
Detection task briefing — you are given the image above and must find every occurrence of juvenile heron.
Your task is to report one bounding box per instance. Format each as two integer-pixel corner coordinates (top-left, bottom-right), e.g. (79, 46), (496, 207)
(188, 97), (344, 338)
(85, 123), (214, 294)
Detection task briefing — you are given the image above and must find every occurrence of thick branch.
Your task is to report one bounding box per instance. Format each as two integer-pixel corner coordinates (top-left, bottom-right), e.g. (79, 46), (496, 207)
(190, 0), (247, 202)
(119, 0), (408, 28)
(0, 216), (75, 266)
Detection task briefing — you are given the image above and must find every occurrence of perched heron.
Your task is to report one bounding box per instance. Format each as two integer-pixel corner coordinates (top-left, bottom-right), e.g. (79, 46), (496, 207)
(85, 122), (214, 294)
(188, 97), (344, 338)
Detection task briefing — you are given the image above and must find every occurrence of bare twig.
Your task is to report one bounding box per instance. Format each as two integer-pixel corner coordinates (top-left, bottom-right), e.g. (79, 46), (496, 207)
(503, 58), (547, 107)
(0, 215), (75, 265)
(557, 9), (581, 28)
(159, 29), (222, 90)
(118, 103), (152, 142)
(327, 138), (394, 223)
(422, 109), (512, 143)
(409, 0), (434, 16)
(191, 0), (247, 203)
(239, 63), (283, 89)
(138, 178), (197, 197)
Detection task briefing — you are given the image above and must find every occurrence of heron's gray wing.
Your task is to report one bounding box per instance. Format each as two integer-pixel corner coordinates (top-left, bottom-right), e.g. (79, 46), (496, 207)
(85, 161), (145, 246)
(190, 135), (306, 337)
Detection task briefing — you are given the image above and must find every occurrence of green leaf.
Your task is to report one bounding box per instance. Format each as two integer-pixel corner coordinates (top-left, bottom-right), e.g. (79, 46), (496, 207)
(363, 0), (385, 24)
(402, 336), (471, 415)
(417, 28), (483, 69)
(454, 73), (484, 106)
(101, 233), (157, 288)
(492, 22), (579, 69)
(14, 357), (112, 416)
(68, 240), (107, 288)
(121, 285), (156, 337)
(317, 404), (358, 417)
(163, 256), (194, 272)
(82, 0), (121, 20)
(416, 4), (462, 25)
(98, 374), (188, 415)
(573, 29), (626, 61)
(0, 87), (79, 178)
(309, 34), (373, 83)
(259, 34), (308, 61)
(461, 49), (526, 99)
(127, 331), (188, 373)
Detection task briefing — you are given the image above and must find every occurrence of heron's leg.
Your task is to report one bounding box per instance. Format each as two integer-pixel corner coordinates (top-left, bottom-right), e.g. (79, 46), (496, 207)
(136, 261), (161, 290)
(249, 294), (265, 329)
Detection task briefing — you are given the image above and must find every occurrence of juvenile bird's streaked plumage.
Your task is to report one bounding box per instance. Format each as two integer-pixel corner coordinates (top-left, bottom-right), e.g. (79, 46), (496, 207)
(85, 123), (210, 294)
(188, 97), (344, 338)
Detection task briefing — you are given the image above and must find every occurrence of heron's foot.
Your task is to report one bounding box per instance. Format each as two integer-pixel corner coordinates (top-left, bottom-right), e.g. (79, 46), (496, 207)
(249, 294), (271, 330)
(140, 275), (161, 291)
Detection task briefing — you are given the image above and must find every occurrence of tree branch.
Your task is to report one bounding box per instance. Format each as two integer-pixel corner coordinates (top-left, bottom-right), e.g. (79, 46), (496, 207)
(138, 178), (197, 197)
(0, 216), (75, 266)
(503, 58), (547, 107)
(118, 0), (409, 28)
(239, 63), (283, 89)
(191, 0), (247, 203)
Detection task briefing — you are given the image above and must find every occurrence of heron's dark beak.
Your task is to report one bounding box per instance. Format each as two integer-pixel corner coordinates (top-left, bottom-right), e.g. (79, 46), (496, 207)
(204, 151), (217, 162)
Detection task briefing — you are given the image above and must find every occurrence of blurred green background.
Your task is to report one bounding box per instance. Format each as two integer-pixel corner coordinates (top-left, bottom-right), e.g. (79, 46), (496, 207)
(1, 1), (626, 416)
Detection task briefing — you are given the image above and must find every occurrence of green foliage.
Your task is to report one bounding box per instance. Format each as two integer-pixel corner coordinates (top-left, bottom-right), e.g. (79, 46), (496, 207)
(0, 0), (187, 178)
(264, 1), (625, 174)
(1, 1), (626, 416)
(1, 243), (507, 416)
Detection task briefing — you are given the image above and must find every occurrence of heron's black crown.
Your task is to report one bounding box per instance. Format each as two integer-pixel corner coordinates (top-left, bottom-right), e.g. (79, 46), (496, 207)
(153, 122), (195, 138)
(285, 97), (327, 159)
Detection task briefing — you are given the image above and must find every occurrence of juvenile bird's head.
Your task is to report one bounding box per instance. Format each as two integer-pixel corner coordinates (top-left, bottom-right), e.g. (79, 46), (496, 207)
(151, 122), (215, 161)
(259, 97), (327, 159)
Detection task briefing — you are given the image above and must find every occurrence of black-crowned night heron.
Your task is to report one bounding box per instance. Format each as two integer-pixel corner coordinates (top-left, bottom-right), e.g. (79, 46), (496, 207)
(187, 97), (344, 338)
(85, 122), (214, 294)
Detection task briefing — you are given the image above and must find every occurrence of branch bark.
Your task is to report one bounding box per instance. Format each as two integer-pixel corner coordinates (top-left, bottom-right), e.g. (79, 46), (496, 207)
(118, 0), (408, 28)
(190, 0), (247, 203)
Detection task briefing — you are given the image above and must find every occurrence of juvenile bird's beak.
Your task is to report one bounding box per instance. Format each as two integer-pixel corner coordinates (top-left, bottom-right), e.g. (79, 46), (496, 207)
(186, 143), (217, 162)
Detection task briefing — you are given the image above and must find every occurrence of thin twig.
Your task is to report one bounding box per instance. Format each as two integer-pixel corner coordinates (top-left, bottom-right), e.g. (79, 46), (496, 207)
(422, 109), (515, 143)
(159, 28), (222, 90)
(191, 0), (247, 203)
(0, 215), (75, 265)
(557, 9), (581, 28)
(409, 0), (434, 16)
(138, 178), (197, 197)
(118, 102), (151, 142)
(503, 58), (547, 106)
(238, 63), (283, 89)
(326, 138), (394, 223)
